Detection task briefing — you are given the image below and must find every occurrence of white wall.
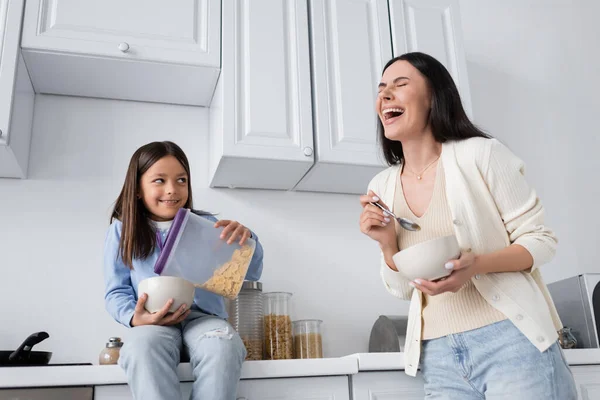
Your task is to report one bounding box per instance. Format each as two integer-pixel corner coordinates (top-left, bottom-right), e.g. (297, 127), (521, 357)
(459, 0), (600, 282)
(1, 1), (599, 364)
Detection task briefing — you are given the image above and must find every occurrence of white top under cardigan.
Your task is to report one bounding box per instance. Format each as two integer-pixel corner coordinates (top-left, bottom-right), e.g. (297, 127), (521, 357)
(368, 137), (562, 377)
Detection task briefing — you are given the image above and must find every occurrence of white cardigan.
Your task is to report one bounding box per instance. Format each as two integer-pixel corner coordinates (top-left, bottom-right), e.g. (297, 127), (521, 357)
(368, 137), (562, 377)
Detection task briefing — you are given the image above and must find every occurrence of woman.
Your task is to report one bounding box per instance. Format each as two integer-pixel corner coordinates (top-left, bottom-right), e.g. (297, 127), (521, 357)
(359, 52), (576, 399)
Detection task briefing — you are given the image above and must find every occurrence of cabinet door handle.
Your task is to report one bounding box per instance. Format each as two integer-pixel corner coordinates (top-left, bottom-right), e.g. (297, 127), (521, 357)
(118, 42), (130, 53)
(0, 129), (3, 138)
(303, 147), (314, 156)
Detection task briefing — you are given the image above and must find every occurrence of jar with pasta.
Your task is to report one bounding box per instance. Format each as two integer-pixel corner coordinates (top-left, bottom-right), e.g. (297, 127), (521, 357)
(263, 292), (293, 360)
(293, 319), (323, 359)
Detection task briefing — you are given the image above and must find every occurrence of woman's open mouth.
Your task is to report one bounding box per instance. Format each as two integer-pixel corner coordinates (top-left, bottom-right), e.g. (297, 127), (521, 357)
(382, 107), (404, 125)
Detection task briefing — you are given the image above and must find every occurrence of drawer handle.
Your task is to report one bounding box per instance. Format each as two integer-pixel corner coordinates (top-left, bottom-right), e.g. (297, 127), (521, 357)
(118, 42), (130, 53)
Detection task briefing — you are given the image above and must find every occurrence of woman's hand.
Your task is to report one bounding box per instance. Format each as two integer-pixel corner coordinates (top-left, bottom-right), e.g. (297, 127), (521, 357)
(359, 190), (397, 248)
(131, 293), (191, 327)
(215, 220), (252, 245)
(410, 252), (478, 295)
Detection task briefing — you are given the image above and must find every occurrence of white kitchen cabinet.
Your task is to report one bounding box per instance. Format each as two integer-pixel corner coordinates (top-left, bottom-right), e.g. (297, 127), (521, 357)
(293, 0), (391, 194)
(0, 0), (35, 179)
(351, 371), (425, 400)
(209, 0), (471, 194)
(21, 0), (221, 106)
(350, 366), (600, 400)
(95, 377), (350, 400)
(208, 0), (315, 190)
(572, 365), (600, 400)
(237, 376), (350, 400)
(95, 383), (193, 399)
(389, 0), (473, 118)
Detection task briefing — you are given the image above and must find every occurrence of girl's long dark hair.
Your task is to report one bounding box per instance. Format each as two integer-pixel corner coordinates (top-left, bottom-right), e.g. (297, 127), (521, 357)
(110, 141), (208, 269)
(378, 52), (490, 165)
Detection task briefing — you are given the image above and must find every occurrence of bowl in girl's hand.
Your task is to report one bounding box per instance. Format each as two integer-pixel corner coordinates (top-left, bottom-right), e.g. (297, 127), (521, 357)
(138, 276), (195, 313)
(392, 235), (460, 281)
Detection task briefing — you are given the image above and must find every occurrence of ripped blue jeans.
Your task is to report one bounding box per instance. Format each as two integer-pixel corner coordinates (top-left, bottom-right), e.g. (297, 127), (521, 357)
(119, 310), (246, 400)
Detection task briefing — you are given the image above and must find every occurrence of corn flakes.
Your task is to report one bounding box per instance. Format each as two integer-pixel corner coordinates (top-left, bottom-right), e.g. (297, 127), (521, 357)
(196, 244), (255, 299)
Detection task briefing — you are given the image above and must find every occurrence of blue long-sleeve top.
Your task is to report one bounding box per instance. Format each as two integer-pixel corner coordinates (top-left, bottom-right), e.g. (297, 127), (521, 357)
(103, 214), (264, 327)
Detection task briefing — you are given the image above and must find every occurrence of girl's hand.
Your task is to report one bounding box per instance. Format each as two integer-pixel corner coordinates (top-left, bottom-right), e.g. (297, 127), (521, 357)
(215, 220), (252, 245)
(359, 190), (397, 249)
(410, 252), (477, 295)
(131, 293), (191, 327)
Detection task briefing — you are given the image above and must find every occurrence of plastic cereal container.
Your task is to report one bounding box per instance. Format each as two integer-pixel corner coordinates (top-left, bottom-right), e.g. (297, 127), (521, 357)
(154, 208), (256, 299)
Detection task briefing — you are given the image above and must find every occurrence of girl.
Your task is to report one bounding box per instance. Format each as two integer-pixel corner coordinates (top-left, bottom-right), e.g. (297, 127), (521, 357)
(104, 141), (264, 400)
(359, 53), (577, 399)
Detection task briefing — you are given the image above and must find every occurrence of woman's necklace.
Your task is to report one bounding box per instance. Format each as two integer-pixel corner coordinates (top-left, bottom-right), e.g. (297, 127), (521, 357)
(403, 154), (441, 181)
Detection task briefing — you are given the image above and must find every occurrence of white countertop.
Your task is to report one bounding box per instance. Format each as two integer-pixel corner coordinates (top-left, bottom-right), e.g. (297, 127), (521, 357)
(2, 349), (599, 388)
(0, 358), (358, 389)
(350, 348), (600, 371)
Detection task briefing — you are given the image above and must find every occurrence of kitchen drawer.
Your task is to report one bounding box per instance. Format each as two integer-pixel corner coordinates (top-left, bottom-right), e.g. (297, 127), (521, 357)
(95, 377), (350, 399)
(94, 384), (193, 400)
(0, 386), (93, 400)
(237, 376), (350, 400)
(351, 371), (424, 400)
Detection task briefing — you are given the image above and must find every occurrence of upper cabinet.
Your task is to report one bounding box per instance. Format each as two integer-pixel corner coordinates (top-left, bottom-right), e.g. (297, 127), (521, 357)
(0, 0), (35, 179)
(293, 0), (392, 194)
(209, 0), (471, 194)
(208, 0), (315, 190)
(389, 0), (472, 117)
(21, 0), (221, 106)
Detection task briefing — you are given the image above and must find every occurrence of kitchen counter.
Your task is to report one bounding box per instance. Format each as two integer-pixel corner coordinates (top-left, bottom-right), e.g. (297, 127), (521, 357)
(2, 349), (599, 389)
(350, 348), (600, 371)
(0, 358), (358, 389)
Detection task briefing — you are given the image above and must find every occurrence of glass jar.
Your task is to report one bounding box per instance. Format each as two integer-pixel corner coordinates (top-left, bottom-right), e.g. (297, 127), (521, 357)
(99, 337), (123, 365)
(293, 319), (323, 359)
(263, 292), (293, 360)
(229, 281), (264, 360)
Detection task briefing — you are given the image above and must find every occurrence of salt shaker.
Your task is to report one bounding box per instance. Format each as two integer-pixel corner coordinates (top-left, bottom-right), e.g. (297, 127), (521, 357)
(99, 337), (123, 365)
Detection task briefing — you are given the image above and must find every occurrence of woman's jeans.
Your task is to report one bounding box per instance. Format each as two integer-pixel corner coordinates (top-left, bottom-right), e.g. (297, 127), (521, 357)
(119, 310), (246, 400)
(420, 319), (577, 399)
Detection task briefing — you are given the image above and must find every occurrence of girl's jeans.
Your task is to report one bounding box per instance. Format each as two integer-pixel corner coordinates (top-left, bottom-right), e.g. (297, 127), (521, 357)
(119, 310), (246, 400)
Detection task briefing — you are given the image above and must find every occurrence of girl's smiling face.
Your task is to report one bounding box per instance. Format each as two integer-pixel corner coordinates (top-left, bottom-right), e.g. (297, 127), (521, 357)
(139, 155), (189, 221)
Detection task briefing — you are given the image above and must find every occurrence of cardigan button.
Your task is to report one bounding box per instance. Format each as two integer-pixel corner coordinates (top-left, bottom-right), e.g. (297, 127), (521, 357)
(516, 314), (524, 321)
(537, 336), (545, 343)
(453, 219), (462, 226)
(492, 295), (500, 301)
(474, 274), (481, 280)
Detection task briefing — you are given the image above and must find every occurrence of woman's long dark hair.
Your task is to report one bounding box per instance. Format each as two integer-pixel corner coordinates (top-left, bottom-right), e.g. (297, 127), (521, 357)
(378, 52), (490, 165)
(110, 141), (208, 269)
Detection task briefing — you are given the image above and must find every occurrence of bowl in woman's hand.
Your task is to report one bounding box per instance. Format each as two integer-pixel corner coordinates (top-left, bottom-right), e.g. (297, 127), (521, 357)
(392, 235), (460, 281)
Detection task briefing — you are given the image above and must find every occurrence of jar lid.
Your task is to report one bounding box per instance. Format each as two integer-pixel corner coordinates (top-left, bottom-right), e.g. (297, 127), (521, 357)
(107, 337), (123, 348)
(242, 281), (262, 291)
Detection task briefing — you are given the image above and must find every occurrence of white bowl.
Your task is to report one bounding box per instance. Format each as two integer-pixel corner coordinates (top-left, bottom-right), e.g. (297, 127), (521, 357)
(392, 235), (460, 281)
(138, 276), (195, 313)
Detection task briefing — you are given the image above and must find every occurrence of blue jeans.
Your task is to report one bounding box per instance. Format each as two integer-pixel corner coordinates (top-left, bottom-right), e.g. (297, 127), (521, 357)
(420, 319), (577, 399)
(119, 310), (246, 400)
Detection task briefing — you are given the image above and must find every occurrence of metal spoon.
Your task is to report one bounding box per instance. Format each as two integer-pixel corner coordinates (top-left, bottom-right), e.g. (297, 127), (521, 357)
(369, 202), (421, 231)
